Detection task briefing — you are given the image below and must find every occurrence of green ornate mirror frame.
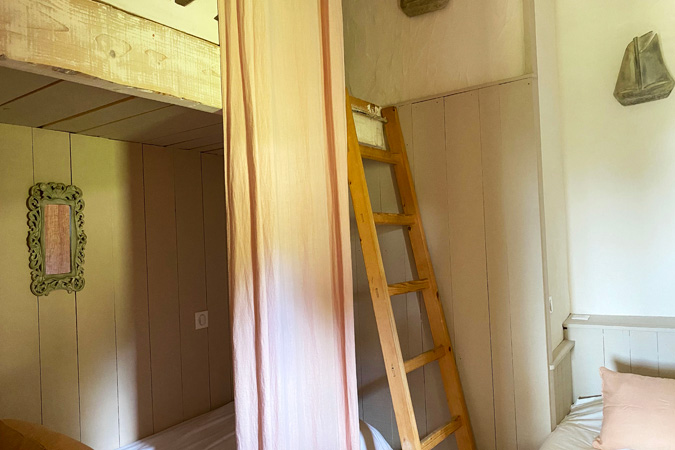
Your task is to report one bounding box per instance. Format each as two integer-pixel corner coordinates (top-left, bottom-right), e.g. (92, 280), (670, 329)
(27, 183), (86, 296)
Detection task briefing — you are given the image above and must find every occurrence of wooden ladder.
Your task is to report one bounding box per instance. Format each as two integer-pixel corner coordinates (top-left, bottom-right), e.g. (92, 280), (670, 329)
(346, 93), (476, 450)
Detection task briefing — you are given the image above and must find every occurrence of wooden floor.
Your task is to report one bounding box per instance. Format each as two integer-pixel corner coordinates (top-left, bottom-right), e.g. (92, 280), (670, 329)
(0, 67), (224, 155)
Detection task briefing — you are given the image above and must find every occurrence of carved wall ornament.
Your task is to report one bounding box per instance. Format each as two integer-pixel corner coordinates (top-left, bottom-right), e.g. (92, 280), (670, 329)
(615, 31), (675, 106)
(400, 0), (449, 17)
(27, 182), (86, 296)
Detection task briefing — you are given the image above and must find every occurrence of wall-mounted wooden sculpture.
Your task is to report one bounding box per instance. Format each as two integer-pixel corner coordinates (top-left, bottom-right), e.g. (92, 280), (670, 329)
(400, 0), (449, 17)
(615, 31), (674, 106)
(27, 183), (86, 296)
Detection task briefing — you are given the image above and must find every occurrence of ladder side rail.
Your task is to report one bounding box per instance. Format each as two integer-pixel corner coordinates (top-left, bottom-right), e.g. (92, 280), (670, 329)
(346, 96), (422, 450)
(381, 106), (477, 450)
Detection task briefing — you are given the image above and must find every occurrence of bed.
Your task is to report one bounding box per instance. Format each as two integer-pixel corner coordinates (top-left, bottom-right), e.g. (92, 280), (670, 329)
(117, 402), (393, 450)
(543, 314), (675, 450)
(118, 403), (236, 450)
(540, 396), (602, 450)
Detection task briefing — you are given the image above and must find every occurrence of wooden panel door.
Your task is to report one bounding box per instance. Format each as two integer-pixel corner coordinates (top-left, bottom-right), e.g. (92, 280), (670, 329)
(496, 79), (551, 450)
(445, 91), (495, 450)
(478, 85), (518, 450)
(411, 98), (456, 450)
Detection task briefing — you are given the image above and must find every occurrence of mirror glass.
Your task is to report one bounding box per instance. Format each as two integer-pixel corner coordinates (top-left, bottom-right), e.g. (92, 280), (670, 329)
(44, 204), (72, 275)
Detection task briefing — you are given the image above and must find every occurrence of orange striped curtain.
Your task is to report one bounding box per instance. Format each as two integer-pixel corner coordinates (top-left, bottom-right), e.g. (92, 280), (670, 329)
(217, 0), (359, 448)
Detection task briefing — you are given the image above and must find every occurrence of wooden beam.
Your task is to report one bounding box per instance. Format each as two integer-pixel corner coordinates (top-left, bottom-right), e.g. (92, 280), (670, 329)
(0, 0), (222, 113)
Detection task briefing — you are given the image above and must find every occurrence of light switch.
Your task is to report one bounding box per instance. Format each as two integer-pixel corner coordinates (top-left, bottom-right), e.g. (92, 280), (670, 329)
(195, 311), (209, 330)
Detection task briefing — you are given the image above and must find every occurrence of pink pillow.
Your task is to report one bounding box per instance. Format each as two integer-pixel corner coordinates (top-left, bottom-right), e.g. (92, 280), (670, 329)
(593, 367), (675, 450)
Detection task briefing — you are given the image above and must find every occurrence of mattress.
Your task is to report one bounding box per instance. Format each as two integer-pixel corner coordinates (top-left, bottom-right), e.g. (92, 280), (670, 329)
(118, 403), (236, 450)
(540, 397), (603, 450)
(117, 402), (393, 450)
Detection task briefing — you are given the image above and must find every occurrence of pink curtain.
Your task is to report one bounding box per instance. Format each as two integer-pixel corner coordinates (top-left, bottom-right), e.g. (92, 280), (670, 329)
(217, 1), (359, 449)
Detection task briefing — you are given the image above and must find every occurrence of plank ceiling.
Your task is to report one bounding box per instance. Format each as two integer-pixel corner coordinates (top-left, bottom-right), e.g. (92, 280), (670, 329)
(0, 67), (224, 155)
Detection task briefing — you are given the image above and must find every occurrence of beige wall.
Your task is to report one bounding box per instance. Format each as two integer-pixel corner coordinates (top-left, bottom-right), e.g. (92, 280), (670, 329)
(557, 1), (675, 316)
(0, 123), (231, 449)
(342, 0), (527, 106)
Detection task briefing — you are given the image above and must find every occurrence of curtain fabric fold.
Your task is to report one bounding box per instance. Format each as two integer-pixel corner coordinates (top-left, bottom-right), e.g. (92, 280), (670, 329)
(217, 1), (359, 448)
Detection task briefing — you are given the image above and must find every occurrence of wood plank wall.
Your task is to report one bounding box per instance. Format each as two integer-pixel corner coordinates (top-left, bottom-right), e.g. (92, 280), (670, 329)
(352, 77), (553, 450)
(567, 318), (675, 400)
(0, 123), (231, 449)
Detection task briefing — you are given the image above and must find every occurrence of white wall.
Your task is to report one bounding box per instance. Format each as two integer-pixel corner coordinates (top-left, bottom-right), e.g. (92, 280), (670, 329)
(531, 0), (571, 349)
(342, 0), (527, 105)
(558, 1), (675, 316)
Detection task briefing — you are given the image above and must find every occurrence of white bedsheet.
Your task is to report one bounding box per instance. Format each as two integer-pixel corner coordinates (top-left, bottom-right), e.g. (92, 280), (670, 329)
(118, 403), (236, 450)
(117, 402), (393, 450)
(540, 397), (603, 450)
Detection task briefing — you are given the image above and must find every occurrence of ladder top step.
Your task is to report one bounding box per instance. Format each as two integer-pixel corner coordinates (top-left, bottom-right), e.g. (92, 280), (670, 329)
(372, 212), (416, 226)
(421, 418), (462, 450)
(388, 279), (430, 297)
(359, 144), (399, 164)
(404, 346), (447, 374)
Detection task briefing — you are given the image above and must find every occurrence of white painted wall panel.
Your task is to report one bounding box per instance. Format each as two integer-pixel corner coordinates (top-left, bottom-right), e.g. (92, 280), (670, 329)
(495, 80), (551, 450)
(566, 317), (675, 399)
(445, 91), (495, 450)
(658, 333), (675, 379)
(629, 331), (659, 377)
(480, 85), (519, 450)
(566, 327), (604, 400)
(602, 329), (630, 373)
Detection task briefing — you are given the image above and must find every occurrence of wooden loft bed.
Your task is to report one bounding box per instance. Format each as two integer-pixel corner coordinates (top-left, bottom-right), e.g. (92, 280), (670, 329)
(0, 3), (229, 448)
(0, 0), (224, 153)
(0, 0), (222, 113)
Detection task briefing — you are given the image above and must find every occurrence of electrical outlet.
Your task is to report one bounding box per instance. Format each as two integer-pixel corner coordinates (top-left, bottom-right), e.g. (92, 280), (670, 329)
(195, 311), (209, 330)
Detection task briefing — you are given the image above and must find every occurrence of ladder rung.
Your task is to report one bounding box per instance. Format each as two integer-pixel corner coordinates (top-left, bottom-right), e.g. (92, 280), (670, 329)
(421, 418), (462, 450)
(372, 212), (415, 226)
(388, 279), (430, 296)
(359, 145), (399, 164)
(404, 346), (446, 373)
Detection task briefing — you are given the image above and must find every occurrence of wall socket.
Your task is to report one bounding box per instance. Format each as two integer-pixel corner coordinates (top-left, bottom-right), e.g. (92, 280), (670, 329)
(195, 311), (209, 330)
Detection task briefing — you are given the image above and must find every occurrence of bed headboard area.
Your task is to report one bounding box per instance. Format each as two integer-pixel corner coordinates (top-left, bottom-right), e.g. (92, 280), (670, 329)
(564, 315), (675, 402)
